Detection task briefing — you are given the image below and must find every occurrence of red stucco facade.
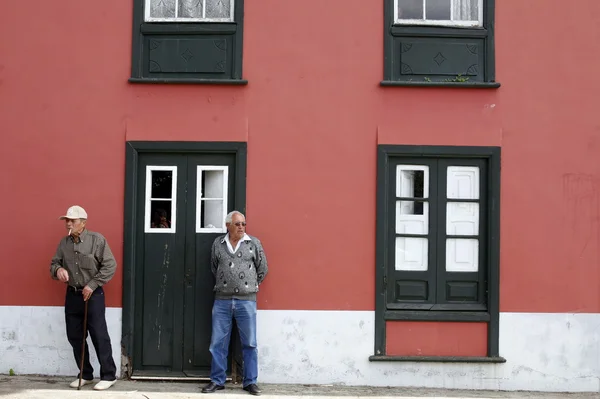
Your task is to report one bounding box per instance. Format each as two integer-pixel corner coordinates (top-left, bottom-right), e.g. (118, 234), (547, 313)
(1, 0), (599, 320)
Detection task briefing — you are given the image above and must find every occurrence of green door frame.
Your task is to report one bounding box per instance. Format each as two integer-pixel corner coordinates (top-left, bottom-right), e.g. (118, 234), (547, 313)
(121, 141), (247, 377)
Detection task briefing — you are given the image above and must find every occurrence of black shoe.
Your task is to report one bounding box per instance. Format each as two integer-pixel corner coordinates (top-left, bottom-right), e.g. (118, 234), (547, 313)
(201, 382), (225, 393)
(243, 384), (261, 396)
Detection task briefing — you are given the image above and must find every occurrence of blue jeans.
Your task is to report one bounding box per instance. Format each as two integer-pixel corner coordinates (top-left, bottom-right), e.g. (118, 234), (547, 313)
(209, 299), (258, 387)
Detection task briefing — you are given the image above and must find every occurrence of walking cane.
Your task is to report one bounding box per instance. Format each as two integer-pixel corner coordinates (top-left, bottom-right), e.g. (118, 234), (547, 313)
(77, 298), (89, 390)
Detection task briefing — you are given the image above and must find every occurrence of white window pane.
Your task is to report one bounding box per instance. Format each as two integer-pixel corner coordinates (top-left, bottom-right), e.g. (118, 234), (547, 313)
(446, 202), (479, 235)
(396, 201), (429, 234)
(396, 165), (429, 198)
(396, 0), (481, 25)
(150, 0), (176, 18)
(447, 166), (479, 199)
(196, 166), (228, 232)
(426, 0), (451, 20)
(201, 200), (224, 228)
(206, 0), (231, 18)
(453, 0), (479, 21)
(202, 170), (224, 198)
(179, 0), (203, 18)
(151, 170), (173, 199)
(397, 0), (423, 19)
(446, 238), (478, 272)
(395, 237), (428, 271)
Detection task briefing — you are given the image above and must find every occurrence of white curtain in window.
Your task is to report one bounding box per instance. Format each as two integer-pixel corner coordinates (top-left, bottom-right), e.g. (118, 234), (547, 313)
(179, 0), (203, 18)
(452, 0), (478, 21)
(150, 0), (176, 18)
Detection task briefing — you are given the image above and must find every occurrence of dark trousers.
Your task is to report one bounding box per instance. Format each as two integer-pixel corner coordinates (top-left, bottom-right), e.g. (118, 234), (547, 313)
(65, 286), (117, 381)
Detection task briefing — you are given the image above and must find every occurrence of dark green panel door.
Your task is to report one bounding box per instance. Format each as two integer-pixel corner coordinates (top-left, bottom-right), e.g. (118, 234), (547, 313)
(133, 151), (240, 378)
(134, 154), (187, 375)
(182, 154), (237, 376)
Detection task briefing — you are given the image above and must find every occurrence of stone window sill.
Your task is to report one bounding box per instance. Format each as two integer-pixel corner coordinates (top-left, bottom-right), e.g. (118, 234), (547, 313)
(369, 355), (506, 363)
(129, 78), (248, 86)
(380, 80), (501, 89)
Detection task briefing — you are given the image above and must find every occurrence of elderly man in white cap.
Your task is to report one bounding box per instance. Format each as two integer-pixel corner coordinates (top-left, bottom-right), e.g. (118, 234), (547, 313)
(50, 205), (118, 391)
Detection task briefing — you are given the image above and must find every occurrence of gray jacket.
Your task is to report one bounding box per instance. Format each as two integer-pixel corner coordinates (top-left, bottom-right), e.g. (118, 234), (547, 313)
(211, 234), (268, 301)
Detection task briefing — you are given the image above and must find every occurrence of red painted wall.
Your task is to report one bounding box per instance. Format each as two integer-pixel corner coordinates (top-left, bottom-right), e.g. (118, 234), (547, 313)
(1, 0), (600, 312)
(386, 322), (487, 357)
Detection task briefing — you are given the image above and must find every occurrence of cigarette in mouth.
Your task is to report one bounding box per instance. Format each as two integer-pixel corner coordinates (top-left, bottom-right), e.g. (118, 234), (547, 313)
(68, 229), (72, 236)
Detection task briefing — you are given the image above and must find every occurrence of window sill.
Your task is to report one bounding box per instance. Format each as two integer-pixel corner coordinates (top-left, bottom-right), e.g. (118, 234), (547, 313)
(369, 355), (506, 363)
(380, 80), (501, 89)
(128, 78), (248, 86)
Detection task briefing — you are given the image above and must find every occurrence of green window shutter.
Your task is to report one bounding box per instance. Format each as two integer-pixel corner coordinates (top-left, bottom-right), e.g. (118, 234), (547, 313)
(130, 0), (245, 83)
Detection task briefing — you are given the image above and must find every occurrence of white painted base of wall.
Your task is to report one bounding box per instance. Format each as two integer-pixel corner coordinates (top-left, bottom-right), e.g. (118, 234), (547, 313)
(1, 307), (598, 392)
(258, 311), (600, 392)
(0, 306), (122, 379)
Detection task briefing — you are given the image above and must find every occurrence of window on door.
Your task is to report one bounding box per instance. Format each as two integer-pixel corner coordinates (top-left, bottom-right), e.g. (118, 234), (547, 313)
(196, 165), (229, 233)
(145, 165), (177, 233)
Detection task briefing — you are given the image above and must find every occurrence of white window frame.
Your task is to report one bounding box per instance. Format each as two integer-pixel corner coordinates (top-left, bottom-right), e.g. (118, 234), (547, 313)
(145, 0), (235, 22)
(145, 165), (177, 234)
(395, 165), (430, 271)
(394, 0), (483, 28)
(196, 165), (228, 233)
(396, 164), (429, 198)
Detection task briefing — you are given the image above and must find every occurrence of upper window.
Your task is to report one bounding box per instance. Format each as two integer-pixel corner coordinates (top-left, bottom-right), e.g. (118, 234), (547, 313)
(383, 0), (498, 87)
(130, 0), (246, 84)
(395, 0), (482, 27)
(145, 0), (234, 22)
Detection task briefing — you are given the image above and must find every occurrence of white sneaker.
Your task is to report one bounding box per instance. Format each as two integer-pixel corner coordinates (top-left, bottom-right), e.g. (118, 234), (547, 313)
(93, 379), (117, 391)
(69, 379), (94, 388)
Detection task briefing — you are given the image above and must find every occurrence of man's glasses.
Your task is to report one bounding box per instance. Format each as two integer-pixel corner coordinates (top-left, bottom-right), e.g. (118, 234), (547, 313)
(233, 222), (246, 227)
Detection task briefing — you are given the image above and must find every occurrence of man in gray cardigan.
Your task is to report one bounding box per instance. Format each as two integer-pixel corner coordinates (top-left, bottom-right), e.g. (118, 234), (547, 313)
(202, 211), (268, 396)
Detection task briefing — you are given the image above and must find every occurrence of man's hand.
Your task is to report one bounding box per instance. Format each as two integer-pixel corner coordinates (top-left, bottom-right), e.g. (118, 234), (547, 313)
(82, 286), (94, 301)
(56, 268), (69, 283)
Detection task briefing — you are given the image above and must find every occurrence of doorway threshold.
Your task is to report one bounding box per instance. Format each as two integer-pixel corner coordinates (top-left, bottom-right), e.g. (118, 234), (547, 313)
(130, 371), (231, 382)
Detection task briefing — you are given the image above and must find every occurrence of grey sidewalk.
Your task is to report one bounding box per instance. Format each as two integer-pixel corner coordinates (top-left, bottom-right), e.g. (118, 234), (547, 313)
(0, 376), (597, 399)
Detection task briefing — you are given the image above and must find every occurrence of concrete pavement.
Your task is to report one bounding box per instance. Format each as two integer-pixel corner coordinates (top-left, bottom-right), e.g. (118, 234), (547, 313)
(0, 376), (598, 399)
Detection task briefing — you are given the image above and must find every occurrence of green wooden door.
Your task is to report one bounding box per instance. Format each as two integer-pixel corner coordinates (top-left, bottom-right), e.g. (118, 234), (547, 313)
(132, 152), (239, 377)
